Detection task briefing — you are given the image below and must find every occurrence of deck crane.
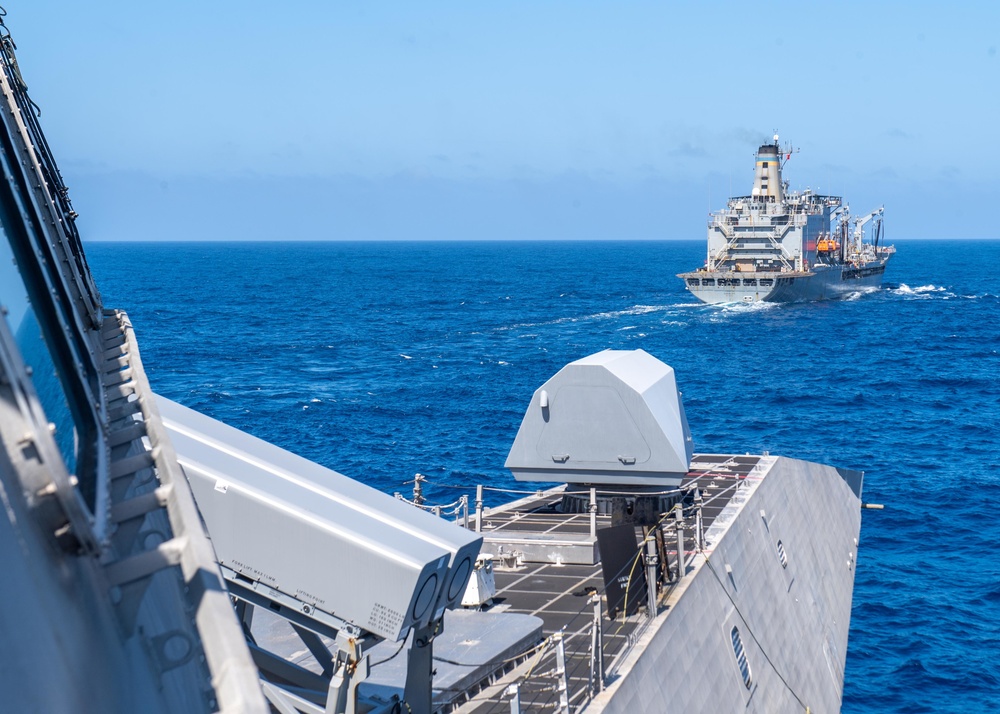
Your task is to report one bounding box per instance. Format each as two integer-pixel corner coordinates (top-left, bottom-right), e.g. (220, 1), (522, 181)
(853, 206), (885, 243)
(847, 206), (884, 263)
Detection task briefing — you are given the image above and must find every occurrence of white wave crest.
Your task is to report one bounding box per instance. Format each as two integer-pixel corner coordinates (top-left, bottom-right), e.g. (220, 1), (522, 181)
(716, 300), (779, 314)
(892, 283), (954, 299)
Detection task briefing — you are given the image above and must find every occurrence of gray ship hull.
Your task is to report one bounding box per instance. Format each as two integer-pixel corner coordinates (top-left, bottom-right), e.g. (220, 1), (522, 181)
(0, 17), (869, 713)
(679, 259), (889, 305)
(593, 456), (863, 713)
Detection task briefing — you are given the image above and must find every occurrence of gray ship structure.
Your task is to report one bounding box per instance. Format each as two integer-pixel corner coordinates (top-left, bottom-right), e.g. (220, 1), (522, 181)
(0, 15), (866, 714)
(679, 135), (894, 304)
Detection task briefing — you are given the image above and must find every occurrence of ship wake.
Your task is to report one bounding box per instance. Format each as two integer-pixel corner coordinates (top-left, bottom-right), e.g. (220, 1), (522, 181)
(890, 283), (956, 300)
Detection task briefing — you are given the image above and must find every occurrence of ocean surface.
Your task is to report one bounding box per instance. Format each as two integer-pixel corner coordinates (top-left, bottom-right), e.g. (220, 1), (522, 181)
(88, 239), (999, 712)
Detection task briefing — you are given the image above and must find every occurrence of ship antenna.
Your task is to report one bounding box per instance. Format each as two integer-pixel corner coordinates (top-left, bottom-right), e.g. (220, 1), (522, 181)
(780, 141), (798, 170)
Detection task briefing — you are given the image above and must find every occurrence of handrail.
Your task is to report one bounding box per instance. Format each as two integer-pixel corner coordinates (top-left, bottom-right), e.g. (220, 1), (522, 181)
(114, 311), (268, 713)
(404, 482), (709, 712)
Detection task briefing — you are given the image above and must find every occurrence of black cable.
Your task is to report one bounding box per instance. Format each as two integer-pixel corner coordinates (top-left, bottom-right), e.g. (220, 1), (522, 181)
(370, 637), (408, 667)
(703, 556), (811, 711)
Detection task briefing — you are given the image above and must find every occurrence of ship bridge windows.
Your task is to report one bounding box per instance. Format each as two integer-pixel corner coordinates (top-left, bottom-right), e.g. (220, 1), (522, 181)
(0, 201), (104, 521)
(0, 234), (81, 478)
(742, 278), (757, 286)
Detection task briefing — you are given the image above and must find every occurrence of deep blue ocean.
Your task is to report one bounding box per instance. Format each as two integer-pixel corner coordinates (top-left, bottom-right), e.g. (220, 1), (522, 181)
(87, 239), (999, 712)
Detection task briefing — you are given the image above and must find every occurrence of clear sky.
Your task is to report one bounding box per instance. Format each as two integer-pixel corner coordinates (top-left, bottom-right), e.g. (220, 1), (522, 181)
(8, 1), (999, 241)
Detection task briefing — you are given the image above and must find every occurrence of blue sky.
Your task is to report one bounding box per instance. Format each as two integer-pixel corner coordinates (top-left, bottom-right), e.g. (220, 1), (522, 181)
(9, 1), (999, 240)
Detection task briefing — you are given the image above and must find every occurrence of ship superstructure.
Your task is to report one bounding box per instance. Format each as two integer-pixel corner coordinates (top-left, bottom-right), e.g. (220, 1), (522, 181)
(678, 135), (894, 303)
(0, 14), (866, 714)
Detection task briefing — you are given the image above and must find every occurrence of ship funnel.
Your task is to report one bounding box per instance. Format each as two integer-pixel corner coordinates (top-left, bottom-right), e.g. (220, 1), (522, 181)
(505, 350), (693, 486)
(753, 139), (784, 204)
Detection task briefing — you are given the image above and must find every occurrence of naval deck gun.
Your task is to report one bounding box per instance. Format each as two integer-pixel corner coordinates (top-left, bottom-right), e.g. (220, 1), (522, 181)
(0, 10), (869, 712)
(495, 350), (696, 567)
(506, 349), (693, 489)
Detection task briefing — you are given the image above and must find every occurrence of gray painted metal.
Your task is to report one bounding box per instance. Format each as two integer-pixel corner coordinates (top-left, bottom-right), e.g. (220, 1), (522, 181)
(505, 350), (693, 486)
(590, 456), (863, 713)
(0, 10), (870, 712)
(246, 607), (543, 710)
(158, 396), (482, 642)
(0, 18), (266, 711)
(680, 264), (889, 304)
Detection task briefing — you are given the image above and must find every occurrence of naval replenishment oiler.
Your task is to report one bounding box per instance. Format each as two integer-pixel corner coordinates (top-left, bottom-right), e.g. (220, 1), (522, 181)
(0, 13), (866, 714)
(678, 134), (894, 304)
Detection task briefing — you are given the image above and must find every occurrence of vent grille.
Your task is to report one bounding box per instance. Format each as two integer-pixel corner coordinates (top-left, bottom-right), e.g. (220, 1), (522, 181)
(731, 626), (752, 690)
(776, 540), (788, 568)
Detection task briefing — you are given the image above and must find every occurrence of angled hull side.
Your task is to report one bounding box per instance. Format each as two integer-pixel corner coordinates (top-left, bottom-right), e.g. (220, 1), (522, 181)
(592, 457), (863, 713)
(679, 258), (890, 305)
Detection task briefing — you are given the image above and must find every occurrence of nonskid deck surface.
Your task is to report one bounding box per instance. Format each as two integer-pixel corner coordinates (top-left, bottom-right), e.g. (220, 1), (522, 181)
(243, 455), (758, 712)
(454, 454), (760, 712)
(464, 493), (626, 713)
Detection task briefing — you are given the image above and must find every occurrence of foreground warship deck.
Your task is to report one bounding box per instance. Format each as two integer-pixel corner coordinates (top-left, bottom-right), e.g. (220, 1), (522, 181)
(469, 452), (862, 713)
(0, 12), (865, 713)
(236, 445), (862, 713)
(189, 350), (862, 713)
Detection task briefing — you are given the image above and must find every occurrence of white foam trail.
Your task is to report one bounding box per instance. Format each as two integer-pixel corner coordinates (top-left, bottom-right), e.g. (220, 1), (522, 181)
(716, 300), (778, 314)
(892, 283), (954, 299)
(500, 304), (676, 331)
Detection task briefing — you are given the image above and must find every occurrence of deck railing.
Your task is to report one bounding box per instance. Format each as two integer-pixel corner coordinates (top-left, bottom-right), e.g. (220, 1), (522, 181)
(398, 476), (745, 713)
